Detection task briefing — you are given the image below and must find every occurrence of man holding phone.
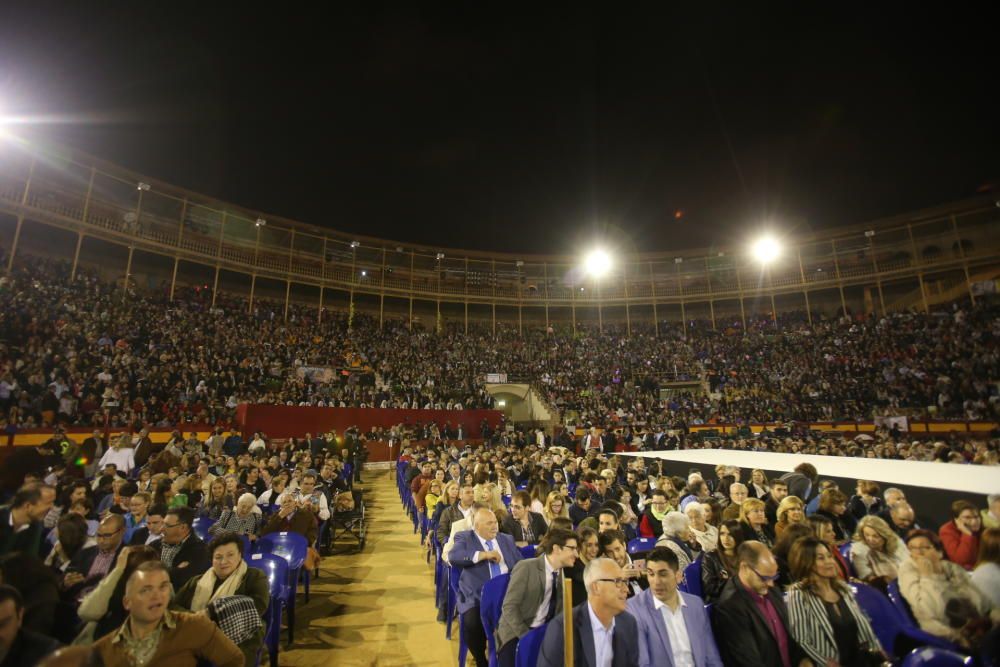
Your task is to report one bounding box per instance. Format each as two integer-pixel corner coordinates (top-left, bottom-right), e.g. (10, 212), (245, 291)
(598, 529), (647, 598)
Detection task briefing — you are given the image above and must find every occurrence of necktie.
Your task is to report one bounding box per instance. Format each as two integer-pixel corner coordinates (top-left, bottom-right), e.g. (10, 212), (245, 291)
(484, 540), (501, 578)
(545, 571), (559, 622)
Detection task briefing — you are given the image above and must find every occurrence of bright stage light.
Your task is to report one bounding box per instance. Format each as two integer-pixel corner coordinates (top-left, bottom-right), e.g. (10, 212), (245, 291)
(751, 236), (782, 264)
(584, 249), (612, 277)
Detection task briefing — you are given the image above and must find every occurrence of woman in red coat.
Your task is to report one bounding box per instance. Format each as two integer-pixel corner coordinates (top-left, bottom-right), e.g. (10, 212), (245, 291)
(938, 499), (983, 570)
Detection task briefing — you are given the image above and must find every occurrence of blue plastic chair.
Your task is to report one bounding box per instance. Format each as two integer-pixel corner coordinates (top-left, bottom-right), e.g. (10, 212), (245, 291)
(480, 573), (511, 667)
(246, 552), (288, 666)
(851, 582), (964, 657)
(681, 558), (703, 597)
(257, 532), (309, 642)
(191, 517), (215, 541)
(519, 544), (537, 559)
(902, 647), (975, 666)
(445, 565), (469, 666)
(627, 537), (656, 556)
(515, 624), (547, 667)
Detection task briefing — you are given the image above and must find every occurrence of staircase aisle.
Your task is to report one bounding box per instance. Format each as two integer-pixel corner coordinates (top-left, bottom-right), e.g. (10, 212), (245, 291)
(282, 469), (457, 666)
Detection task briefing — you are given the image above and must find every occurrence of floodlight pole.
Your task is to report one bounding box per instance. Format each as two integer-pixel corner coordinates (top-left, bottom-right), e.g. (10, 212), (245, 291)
(648, 262), (658, 337)
(950, 214), (976, 306)
(379, 246), (387, 330)
(705, 257), (716, 329)
(170, 197), (188, 302)
(320, 237), (329, 325)
(623, 260), (631, 336)
(71, 166), (96, 281)
(284, 228), (295, 321)
(211, 211), (227, 308)
(831, 238), (848, 318)
(796, 247), (812, 325)
(906, 224), (929, 313)
(6, 157), (35, 273)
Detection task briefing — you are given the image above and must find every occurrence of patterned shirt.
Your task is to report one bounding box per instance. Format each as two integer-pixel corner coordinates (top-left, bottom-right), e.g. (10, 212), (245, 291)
(111, 608), (176, 666)
(160, 535), (188, 568)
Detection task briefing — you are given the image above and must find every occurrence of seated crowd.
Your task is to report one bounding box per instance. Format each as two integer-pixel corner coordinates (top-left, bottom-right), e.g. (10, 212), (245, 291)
(2, 251), (999, 449)
(0, 428), (360, 666)
(403, 443), (1000, 666)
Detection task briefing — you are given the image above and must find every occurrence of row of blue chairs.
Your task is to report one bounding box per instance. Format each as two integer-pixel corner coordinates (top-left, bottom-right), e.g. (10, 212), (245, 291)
(242, 531), (312, 666)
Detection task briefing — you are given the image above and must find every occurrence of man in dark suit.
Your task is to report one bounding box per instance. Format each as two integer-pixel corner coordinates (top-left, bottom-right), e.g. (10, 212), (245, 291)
(64, 514), (126, 598)
(712, 541), (811, 667)
(538, 557), (641, 667)
(0, 484), (55, 559)
(501, 491), (549, 547)
(150, 506), (210, 591)
(450, 508), (524, 667)
(129, 502), (167, 546)
(496, 528), (578, 667)
(0, 585), (61, 667)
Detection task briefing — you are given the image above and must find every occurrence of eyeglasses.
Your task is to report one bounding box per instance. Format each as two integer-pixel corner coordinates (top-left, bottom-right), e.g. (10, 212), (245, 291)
(162, 522), (181, 529)
(96, 528), (122, 538)
(747, 564), (781, 582)
(595, 578), (630, 588)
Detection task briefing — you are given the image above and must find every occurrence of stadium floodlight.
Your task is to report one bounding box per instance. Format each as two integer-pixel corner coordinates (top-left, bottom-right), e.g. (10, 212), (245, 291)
(750, 235), (782, 264)
(584, 248), (612, 278)
(137, 182), (151, 192)
(255, 218), (267, 227)
(436, 253), (445, 260)
(350, 240), (360, 248)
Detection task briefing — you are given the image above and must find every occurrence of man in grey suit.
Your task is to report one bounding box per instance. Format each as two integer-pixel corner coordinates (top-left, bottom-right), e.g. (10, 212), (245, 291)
(627, 547), (724, 667)
(538, 557), (640, 667)
(496, 528), (579, 667)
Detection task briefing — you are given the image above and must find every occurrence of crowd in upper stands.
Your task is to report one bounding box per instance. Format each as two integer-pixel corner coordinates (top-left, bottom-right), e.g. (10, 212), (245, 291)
(2, 250), (999, 442)
(401, 440), (1000, 667)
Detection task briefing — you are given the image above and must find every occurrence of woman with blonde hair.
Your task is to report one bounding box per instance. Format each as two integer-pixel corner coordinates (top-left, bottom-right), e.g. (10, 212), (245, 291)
(542, 491), (569, 526)
(775, 495), (806, 539)
(424, 479), (445, 517)
(850, 515), (907, 587)
(739, 497), (775, 548)
(474, 482), (508, 523)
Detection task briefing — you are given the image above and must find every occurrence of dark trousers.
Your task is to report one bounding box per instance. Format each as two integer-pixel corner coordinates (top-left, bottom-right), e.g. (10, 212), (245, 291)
(498, 637), (519, 667)
(463, 606), (489, 667)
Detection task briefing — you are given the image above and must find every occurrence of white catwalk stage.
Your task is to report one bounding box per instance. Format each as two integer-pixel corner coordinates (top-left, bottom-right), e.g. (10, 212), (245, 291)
(619, 449), (999, 495)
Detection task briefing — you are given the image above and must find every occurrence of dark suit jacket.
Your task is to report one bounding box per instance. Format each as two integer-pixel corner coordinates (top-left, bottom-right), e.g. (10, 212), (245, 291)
(150, 535), (211, 591)
(69, 543), (126, 583)
(711, 577), (808, 667)
(449, 530), (523, 614)
(0, 629), (61, 667)
(538, 602), (640, 667)
(501, 511), (549, 546)
(497, 554), (565, 649)
(0, 507), (44, 558)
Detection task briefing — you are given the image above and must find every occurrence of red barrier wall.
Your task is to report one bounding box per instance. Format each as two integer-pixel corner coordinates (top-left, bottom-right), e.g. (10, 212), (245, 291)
(235, 404), (504, 442)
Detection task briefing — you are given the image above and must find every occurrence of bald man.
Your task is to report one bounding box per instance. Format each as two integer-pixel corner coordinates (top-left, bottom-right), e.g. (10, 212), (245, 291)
(712, 541), (811, 667)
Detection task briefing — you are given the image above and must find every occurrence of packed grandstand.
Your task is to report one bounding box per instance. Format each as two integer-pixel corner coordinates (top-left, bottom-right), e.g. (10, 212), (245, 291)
(1, 142), (998, 666)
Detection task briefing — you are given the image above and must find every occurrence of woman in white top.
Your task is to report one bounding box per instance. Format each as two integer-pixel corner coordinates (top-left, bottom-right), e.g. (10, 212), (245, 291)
(248, 431), (267, 454)
(685, 502), (719, 552)
(849, 515), (908, 586)
(96, 432), (135, 475)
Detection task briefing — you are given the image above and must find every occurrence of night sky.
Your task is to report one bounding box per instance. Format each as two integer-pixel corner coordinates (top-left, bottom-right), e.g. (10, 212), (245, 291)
(1, 5), (996, 254)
